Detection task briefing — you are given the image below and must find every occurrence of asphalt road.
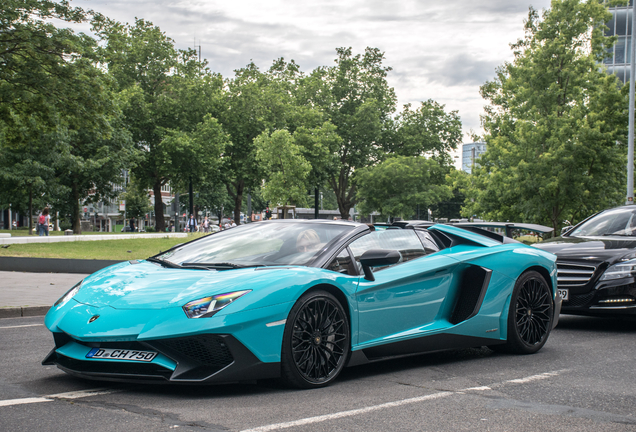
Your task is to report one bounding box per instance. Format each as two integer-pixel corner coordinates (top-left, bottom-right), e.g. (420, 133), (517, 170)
(1, 315), (635, 432)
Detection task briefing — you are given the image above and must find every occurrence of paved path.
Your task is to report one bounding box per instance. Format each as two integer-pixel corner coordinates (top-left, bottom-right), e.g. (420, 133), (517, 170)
(0, 271), (89, 318)
(0, 232), (188, 245)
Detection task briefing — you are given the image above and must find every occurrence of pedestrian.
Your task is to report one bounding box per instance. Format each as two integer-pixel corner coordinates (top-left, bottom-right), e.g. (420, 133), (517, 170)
(224, 219), (230, 230)
(230, 219), (237, 228)
(38, 208), (50, 236)
(129, 218), (135, 233)
(203, 216), (210, 233)
(188, 214), (198, 233)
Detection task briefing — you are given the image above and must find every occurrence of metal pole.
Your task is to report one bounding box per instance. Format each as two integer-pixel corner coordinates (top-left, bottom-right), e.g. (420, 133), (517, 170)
(247, 189), (252, 223)
(314, 187), (319, 219)
(189, 177), (194, 218)
(628, 0), (636, 204)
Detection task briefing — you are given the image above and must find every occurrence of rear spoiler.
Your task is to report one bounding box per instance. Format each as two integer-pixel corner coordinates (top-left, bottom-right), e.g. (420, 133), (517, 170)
(451, 222), (553, 237)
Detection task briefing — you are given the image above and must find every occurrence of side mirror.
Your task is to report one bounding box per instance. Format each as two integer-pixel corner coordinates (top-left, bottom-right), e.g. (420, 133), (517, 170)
(560, 226), (573, 236)
(359, 249), (402, 281)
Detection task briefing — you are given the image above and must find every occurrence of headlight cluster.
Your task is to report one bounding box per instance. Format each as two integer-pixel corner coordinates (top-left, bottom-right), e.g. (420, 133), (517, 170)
(600, 259), (636, 281)
(54, 281), (82, 307)
(183, 290), (251, 319)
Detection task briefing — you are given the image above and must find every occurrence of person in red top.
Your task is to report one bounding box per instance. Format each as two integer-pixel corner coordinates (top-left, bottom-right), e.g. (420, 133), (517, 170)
(38, 208), (50, 236)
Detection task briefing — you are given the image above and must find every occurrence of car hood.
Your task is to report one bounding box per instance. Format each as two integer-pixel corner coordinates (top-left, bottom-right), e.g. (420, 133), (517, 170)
(533, 236), (636, 264)
(73, 260), (299, 310)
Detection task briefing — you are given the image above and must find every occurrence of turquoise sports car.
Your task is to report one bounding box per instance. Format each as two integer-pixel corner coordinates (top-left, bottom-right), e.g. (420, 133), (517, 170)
(43, 220), (560, 388)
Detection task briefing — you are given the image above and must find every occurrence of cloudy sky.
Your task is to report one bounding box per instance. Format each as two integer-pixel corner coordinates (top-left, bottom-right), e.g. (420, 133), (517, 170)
(69, 0), (554, 145)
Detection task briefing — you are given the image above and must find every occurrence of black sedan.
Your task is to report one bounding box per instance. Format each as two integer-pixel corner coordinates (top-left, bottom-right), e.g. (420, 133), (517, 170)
(533, 206), (636, 316)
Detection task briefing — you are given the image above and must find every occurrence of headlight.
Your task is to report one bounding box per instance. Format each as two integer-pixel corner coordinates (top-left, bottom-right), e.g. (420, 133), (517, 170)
(54, 281), (82, 307)
(600, 259), (636, 281)
(183, 290), (251, 319)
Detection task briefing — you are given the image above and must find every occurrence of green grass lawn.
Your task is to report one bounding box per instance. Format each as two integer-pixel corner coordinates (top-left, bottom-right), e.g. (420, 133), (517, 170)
(0, 228), (172, 237)
(0, 234), (206, 260)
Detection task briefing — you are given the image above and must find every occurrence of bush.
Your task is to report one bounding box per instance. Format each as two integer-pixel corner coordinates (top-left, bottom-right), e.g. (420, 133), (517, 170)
(145, 226), (156, 233)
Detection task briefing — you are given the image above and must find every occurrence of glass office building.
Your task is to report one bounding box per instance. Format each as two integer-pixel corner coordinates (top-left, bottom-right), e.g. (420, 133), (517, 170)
(462, 142), (486, 174)
(604, 1), (634, 83)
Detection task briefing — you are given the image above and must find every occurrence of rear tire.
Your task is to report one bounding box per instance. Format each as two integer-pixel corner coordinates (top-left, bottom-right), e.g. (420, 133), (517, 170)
(281, 290), (350, 389)
(498, 271), (553, 354)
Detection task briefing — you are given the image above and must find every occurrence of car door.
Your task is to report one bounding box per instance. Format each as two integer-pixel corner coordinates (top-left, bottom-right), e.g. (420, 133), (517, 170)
(351, 229), (459, 346)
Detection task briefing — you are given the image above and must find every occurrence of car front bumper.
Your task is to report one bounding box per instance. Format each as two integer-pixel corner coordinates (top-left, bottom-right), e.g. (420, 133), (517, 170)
(42, 332), (280, 384)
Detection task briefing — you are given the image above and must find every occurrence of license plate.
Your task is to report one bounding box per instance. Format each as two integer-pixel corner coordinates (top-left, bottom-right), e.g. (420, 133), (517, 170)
(86, 347), (157, 362)
(557, 289), (569, 301)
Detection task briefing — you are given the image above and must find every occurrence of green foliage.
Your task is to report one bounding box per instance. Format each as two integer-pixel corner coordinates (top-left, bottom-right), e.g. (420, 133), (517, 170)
(391, 101), (463, 164)
(1, 1), (133, 234)
(94, 18), (225, 231)
(256, 130), (311, 214)
(464, 0), (628, 231)
(430, 169), (469, 220)
(356, 156), (453, 219)
(301, 47), (397, 218)
(120, 177), (152, 221)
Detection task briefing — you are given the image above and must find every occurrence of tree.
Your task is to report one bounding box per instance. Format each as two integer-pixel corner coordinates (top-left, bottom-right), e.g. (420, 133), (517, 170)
(391, 101), (462, 163)
(119, 176), (152, 222)
(1, 1), (130, 233)
(356, 156), (453, 219)
(302, 47), (397, 219)
(218, 60), (298, 224)
(465, 0), (628, 231)
(255, 130), (311, 217)
(94, 18), (226, 231)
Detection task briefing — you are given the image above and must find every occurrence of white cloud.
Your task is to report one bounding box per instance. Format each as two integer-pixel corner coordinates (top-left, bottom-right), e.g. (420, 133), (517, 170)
(69, 0), (553, 139)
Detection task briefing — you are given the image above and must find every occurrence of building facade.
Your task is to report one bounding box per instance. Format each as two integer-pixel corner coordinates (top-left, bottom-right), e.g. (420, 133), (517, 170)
(461, 142), (487, 174)
(604, 1), (634, 83)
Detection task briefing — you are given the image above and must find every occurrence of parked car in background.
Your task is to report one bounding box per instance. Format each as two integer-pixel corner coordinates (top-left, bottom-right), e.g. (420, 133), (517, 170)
(42, 220), (559, 388)
(533, 206), (636, 316)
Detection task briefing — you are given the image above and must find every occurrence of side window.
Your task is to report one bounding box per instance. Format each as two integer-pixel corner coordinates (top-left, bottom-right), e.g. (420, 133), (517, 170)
(349, 230), (426, 271)
(415, 230), (440, 254)
(326, 249), (356, 275)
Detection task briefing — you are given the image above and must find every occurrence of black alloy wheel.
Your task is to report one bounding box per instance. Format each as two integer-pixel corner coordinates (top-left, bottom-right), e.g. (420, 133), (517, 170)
(281, 290), (350, 388)
(496, 270), (553, 354)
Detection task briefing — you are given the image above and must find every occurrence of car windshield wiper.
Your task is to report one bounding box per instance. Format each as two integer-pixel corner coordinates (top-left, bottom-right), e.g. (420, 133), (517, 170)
(146, 257), (182, 268)
(181, 262), (264, 270)
(601, 233), (636, 237)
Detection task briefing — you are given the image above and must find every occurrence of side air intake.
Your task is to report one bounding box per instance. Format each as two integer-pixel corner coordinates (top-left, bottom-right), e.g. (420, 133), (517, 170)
(449, 266), (491, 325)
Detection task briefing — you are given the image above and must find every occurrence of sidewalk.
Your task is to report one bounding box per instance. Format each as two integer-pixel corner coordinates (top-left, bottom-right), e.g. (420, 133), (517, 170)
(0, 271), (88, 318)
(0, 232), (188, 245)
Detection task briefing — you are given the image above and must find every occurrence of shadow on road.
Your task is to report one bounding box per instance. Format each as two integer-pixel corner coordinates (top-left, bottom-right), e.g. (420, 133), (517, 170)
(555, 314), (636, 333)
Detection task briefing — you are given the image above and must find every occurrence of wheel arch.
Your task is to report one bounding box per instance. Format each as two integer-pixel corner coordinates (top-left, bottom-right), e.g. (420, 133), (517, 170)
(524, 265), (553, 292)
(303, 283), (352, 325)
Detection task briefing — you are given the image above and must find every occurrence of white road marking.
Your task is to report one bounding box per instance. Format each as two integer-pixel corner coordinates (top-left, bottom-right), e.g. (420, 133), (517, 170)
(48, 388), (119, 399)
(505, 370), (563, 384)
(0, 397), (51, 407)
(240, 370), (565, 432)
(0, 388), (119, 408)
(461, 386), (492, 391)
(240, 392), (454, 432)
(0, 324), (44, 330)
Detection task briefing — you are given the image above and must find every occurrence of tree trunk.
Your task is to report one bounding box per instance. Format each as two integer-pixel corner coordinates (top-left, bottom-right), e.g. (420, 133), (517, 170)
(233, 180), (244, 224)
(72, 184), (81, 234)
(28, 185), (33, 235)
(153, 180), (166, 232)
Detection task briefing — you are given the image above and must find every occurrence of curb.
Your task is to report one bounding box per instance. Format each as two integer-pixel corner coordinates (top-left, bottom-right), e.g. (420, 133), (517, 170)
(0, 257), (122, 274)
(0, 306), (50, 319)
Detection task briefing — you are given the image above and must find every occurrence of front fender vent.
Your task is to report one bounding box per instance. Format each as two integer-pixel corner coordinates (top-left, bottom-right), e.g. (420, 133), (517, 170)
(450, 266), (491, 325)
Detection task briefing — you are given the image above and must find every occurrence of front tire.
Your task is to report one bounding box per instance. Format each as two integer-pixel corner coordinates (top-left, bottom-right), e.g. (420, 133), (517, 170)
(281, 290), (350, 389)
(499, 271), (553, 354)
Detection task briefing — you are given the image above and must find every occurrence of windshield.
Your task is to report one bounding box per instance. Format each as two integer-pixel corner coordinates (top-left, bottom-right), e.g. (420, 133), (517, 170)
(569, 208), (636, 237)
(156, 222), (355, 268)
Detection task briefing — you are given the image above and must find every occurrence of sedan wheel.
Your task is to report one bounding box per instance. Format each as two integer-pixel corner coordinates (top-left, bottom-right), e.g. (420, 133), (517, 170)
(281, 290), (350, 389)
